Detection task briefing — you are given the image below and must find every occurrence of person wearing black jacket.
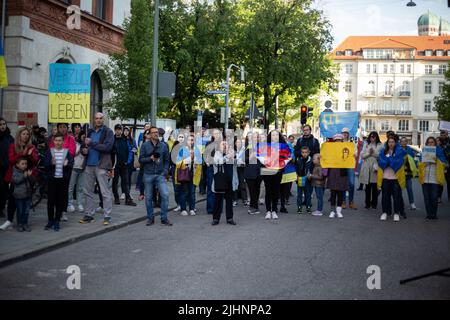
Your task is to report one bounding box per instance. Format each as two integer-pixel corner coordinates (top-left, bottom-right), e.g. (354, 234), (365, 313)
(112, 124), (136, 206)
(294, 125), (320, 159)
(0, 118), (14, 218)
(244, 132), (262, 215)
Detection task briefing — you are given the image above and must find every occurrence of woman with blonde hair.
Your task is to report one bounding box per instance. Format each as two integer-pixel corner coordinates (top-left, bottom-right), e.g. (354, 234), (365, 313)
(0, 127), (39, 230)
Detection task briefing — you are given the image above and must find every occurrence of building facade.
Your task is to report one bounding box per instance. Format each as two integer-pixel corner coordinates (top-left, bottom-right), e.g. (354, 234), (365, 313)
(323, 14), (450, 145)
(2, 0), (131, 130)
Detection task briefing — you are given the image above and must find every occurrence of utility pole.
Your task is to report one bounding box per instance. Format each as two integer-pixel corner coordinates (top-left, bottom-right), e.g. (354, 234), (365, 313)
(224, 64), (245, 131)
(150, 0), (160, 127)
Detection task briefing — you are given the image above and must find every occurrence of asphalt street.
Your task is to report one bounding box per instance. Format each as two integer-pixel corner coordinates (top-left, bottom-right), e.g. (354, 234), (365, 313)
(1, 181), (450, 300)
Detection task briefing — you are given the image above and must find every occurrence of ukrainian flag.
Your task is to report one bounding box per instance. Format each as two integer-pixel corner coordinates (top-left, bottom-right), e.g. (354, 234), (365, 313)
(0, 38), (8, 88)
(281, 163), (297, 184)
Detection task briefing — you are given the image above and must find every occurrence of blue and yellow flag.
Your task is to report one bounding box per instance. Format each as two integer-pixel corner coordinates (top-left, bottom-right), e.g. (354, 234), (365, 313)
(281, 163), (297, 184)
(48, 63), (90, 123)
(0, 39), (8, 88)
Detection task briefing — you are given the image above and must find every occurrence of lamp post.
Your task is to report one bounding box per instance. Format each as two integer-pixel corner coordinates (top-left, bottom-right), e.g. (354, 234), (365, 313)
(224, 64), (245, 131)
(150, 0), (160, 126)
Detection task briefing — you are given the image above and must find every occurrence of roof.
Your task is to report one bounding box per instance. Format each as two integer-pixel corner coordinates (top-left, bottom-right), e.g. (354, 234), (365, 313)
(331, 36), (450, 61)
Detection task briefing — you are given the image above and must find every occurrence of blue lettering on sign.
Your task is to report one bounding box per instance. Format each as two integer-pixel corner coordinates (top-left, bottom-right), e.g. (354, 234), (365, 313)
(49, 64), (91, 93)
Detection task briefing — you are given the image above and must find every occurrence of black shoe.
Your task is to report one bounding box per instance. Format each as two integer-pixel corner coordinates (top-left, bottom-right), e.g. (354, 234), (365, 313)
(306, 207), (312, 214)
(17, 224), (24, 232)
(79, 215), (94, 224)
(44, 221), (54, 230)
(23, 224), (31, 232)
(161, 220), (173, 226)
(114, 199), (121, 205)
(126, 199), (137, 206)
(146, 218), (155, 226)
(280, 207), (288, 213)
(227, 219), (236, 225)
(211, 220), (219, 226)
(297, 207), (303, 214)
(53, 221), (60, 232)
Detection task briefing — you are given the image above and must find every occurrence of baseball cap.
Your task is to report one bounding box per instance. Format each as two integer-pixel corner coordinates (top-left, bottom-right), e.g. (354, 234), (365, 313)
(341, 127), (350, 134)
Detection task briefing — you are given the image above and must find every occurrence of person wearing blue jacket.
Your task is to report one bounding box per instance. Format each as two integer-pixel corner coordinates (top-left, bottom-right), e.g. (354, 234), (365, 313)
(295, 146), (313, 214)
(44, 133), (74, 231)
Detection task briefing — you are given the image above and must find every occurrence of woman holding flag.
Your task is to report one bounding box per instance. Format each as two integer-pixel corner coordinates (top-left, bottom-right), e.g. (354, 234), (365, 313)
(258, 130), (292, 220)
(418, 137), (448, 220)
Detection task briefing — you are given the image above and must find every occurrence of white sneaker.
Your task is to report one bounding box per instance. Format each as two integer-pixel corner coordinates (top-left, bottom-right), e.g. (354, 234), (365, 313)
(265, 211), (272, 220)
(173, 206), (181, 212)
(312, 210), (323, 216)
(336, 207), (343, 219)
(189, 210), (196, 216)
(232, 201), (237, 207)
(393, 214), (400, 222)
(329, 211), (336, 218)
(380, 213), (388, 221)
(181, 210), (188, 216)
(78, 205), (84, 213)
(67, 204), (75, 213)
(272, 212), (279, 220)
(410, 203), (417, 210)
(62, 213), (68, 222)
(0, 220), (12, 231)
(120, 193), (126, 200)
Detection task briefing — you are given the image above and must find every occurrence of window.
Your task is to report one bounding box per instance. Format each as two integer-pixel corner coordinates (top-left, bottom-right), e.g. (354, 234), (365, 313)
(439, 65), (447, 75)
(419, 120), (429, 132)
(425, 65), (433, 74)
(425, 50), (433, 56)
(368, 80), (375, 94)
(94, 0), (106, 20)
(398, 120), (409, 131)
(366, 64), (371, 73)
(424, 81), (432, 94)
(373, 64), (377, 74)
(436, 50), (444, 56)
(345, 64), (353, 74)
(424, 100), (432, 112)
(365, 119), (375, 131)
(345, 49), (353, 56)
(448, 50), (450, 56)
(345, 99), (351, 111)
(390, 64), (395, 74)
(383, 64), (388, 74)
(439, 81), (445, 94)
(407, 64), (412, 74)
(381, 120), (391, 131)
(385, 81), (393, 95)
(344, 80), (352, 92)
(400, 64), (405, 74)
(401, 81), (409, 92)
(399, 100), (410, 114)
(368, 101), (376, 113)
(383, 100), (392, 113)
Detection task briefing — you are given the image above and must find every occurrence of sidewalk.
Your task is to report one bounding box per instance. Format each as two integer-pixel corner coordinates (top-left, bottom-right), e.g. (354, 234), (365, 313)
(0, 184), (206, 268)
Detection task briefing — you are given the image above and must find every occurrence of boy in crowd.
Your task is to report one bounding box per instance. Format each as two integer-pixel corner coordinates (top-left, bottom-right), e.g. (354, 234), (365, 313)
(296, 146), (313, 214)
(12, 157), (33, 232)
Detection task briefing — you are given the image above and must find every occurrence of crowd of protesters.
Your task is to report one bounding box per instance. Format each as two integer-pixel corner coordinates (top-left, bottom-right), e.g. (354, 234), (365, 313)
(0, 115), (449, 232)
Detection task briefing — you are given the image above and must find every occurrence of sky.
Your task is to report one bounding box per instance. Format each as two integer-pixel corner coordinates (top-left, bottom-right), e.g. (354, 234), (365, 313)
(313, 0), (450, 48)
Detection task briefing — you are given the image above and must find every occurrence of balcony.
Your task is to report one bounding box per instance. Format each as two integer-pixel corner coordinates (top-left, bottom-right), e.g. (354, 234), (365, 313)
(382, 91), (394, 98)
(363, 91), (376, 98)
(363, 110), (412, 116)
(399, 91), (411, 98)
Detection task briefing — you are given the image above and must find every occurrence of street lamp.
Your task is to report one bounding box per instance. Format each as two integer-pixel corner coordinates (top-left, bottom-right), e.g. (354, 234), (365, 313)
(224, 64), (245, 131)
(150, 0), (160, 126)
(406, 1), (416, 7)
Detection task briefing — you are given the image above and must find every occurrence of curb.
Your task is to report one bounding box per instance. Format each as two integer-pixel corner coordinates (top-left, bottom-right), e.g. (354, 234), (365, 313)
(0, 198), (207, 269)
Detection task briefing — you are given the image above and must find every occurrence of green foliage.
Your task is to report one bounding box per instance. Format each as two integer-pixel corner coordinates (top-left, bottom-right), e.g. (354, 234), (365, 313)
(434, 63), (450, 121)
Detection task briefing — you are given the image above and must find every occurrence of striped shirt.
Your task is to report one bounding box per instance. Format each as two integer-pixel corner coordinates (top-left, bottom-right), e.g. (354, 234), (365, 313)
(53, 149), (65, 178)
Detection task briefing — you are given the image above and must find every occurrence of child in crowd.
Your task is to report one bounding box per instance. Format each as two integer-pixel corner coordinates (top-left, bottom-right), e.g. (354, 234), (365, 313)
(12, 157), (33, 232)
(44, 133), (73, 231)
(326, 134), (348, 219)
(295, 146), (313, 214)
(310, 153), (325, 216)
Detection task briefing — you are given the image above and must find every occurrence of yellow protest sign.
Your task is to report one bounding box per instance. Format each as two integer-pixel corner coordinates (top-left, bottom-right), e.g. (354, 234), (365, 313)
(320, 142), (356, 169)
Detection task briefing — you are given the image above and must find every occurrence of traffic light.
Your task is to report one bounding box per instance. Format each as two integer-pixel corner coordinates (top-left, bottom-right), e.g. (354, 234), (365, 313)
(300, 105), (308, 125)
(308, 106), (314, 118)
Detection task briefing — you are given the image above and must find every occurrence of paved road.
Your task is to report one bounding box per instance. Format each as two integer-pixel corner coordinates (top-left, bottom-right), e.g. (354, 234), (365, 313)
(1, 182), (450, 300)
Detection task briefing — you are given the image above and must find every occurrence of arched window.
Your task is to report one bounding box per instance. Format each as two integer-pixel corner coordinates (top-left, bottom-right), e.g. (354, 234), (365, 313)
(368, 80), (375, 94)
(385, 81), (393, 95)
(90, 70), (103, 125)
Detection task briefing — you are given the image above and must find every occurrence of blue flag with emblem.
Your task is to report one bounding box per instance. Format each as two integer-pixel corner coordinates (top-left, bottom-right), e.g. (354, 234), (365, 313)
(320, 112), (360, 138)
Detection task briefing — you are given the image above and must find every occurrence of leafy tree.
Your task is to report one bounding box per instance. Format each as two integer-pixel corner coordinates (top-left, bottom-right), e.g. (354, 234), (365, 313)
(434, 63), (450, 121)
(102, 0), (153, 129)
(235, 0), (335, 129)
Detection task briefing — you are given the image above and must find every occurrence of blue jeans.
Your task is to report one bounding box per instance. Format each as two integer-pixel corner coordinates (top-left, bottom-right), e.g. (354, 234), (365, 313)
(314, 187), (324, 212)
(297, 183), (312, 208)
(345, 169), (355, 203)
(144, 174), (169, 221)
(179, 182), (196, 211)
(422, 183), (439, 218)
(16, 198), (31, 225)
(405, 177), (414, 204)
(206, 166), (216, 215)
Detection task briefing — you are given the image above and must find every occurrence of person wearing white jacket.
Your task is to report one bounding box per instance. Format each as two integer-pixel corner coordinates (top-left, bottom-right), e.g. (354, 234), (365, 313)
(212, 141), (238, 226)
